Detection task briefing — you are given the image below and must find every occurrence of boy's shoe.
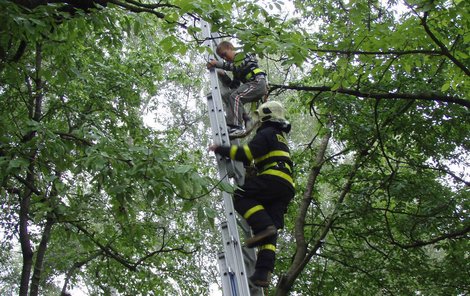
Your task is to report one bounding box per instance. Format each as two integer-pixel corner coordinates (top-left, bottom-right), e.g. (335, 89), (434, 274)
(245, 225), (277, 248)
(249, 269), (272, 288)
(228, 126), (245, 137)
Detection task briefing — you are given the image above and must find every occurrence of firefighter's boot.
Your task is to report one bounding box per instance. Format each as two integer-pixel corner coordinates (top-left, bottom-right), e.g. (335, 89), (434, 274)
(249, 268), (272, 287)
(245, 225), (277, 248)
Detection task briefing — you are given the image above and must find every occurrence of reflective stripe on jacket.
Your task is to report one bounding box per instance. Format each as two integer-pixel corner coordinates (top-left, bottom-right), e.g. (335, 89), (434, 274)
(215, 122), (294, 188)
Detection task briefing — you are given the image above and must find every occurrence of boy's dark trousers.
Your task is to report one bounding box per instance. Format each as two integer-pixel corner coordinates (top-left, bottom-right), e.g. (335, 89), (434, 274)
(233, 175), (294, 271)
(223, 76), (267, 127)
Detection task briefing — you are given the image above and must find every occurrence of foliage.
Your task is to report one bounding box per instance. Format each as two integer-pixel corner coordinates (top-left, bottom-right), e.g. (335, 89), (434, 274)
(0, 0), (468, 295)
(0, 1), (219, 295)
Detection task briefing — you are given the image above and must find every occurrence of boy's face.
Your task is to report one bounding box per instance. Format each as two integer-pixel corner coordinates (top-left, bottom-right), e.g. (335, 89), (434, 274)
(219, 48), (235, 62)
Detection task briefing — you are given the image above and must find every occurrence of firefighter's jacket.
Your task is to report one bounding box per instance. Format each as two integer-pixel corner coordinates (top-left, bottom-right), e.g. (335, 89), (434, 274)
(214, 121), (294, 190)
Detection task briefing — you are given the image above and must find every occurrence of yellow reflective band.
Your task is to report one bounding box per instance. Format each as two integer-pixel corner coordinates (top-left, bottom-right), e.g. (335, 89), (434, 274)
(245, 68), (264, 80)
(259, 244), (276, 252)
(262, 162), (292, 174)
(276, 134), (288, 146)
(243, 205), (265, 220)
(263, 162), (277, 171)
(260, 169), (295, 187)
(285, 162), (292, 172)
(230, 145), (238, 159)
(243, 144), (253, 162)
(255, 150), (290, 164)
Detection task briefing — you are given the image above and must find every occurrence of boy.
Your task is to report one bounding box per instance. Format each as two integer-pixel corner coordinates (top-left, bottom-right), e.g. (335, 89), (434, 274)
(207, 41), (268, 137)
(209, 101), (295, 287)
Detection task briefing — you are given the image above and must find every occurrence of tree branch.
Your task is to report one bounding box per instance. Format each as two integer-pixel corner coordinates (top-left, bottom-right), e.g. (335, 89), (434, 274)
(14, 174), (42, 196)
(55, 132), (93, 146)
(72, 223), (138, 271)
(123, 0), (179, 10)
(71, 222), (192, 272)
(308, 48), (442, 56)
(276, 122), (332, 295)
(421, 12), (470, 76)
(316, 253), (396, 295)
(269, 84), (469, 109)
(107, 0), (165, 18)
(390, 224), (470, 249)
(61, 250), (103, 295)
(18, 43), (44, 296)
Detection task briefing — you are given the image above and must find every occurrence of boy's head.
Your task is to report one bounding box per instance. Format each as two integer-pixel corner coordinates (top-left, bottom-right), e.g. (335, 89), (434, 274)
(216, 41), (236, 62)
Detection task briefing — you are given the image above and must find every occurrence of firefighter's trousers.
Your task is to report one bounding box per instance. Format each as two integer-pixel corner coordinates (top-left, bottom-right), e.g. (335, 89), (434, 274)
(233, 175), (294, 271)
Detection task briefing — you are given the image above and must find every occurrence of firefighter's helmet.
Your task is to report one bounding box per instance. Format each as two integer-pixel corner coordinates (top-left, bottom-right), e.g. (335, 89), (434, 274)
(255, 101), (287, 123)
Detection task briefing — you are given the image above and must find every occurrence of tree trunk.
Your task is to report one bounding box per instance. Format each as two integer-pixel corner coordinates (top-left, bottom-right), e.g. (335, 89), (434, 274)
(275, 125), (332, 296)
(19, 182), (34, 296)
(276, 121), (372, 295)
(18, 42), (44, 296)
(30, 218), (54, 296)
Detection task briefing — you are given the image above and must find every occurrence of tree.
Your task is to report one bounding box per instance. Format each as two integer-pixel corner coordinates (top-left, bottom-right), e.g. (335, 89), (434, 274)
(1, 0), (468, 295)
(259, 1), (469, 295)
(1, 1), (220, 295)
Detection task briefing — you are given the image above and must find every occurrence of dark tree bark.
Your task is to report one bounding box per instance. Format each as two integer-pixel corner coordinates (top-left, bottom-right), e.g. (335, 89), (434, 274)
(61, 251), (103, 295)
(18, 42), (44, 296)
(18, 172), (35, 296)
(275, 126), (331, 295)
(11, 0), (108, 10)
(275, 122), (373, 295)
(29, 218), (55, 296)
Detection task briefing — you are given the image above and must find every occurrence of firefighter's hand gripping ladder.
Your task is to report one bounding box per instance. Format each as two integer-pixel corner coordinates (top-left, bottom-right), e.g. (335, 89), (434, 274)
(201, 21), (263, 296)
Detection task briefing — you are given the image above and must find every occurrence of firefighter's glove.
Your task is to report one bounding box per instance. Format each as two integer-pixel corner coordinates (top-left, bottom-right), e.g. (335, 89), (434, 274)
(208, 144), (219, 152)
(245, 165), (258, 179)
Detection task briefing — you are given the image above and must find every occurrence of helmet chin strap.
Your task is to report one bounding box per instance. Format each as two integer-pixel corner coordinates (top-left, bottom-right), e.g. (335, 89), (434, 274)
(260, 115), (272, 122)
(261, 119), (291, 133)
(281, 121), (292, 133)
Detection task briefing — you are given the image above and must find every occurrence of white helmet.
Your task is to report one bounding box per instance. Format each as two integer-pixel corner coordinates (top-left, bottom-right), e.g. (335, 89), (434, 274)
(255, 101), (287, 123)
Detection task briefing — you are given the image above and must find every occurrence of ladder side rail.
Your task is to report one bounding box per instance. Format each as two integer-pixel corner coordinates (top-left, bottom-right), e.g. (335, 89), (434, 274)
(202, 21), (251, 296)
(207, 74), (251, 296)
(202, 24), (244, 183)
(202, 34), (246, 263)
(213, 63), (262, 296)
(218, 252), (234, 295)
(220, 221), (251, 296)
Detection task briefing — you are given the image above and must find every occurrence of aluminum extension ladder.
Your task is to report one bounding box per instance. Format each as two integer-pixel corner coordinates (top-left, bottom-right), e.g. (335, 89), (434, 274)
(201, 21), (264, 296)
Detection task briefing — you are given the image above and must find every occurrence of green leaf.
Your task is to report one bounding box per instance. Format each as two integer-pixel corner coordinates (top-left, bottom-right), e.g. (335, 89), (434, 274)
(7, 158), (29, 170)
(182, 200), (194, 212)
(174, 164), (192, 174)
(197, 206), (205, 224)
(218, 181), (234, 193)
(331, 81), (342, 91)
(441, 81), (450, 92)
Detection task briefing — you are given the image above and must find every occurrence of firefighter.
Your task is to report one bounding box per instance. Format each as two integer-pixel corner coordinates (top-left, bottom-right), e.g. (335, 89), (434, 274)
(209, 101), (295, 287)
